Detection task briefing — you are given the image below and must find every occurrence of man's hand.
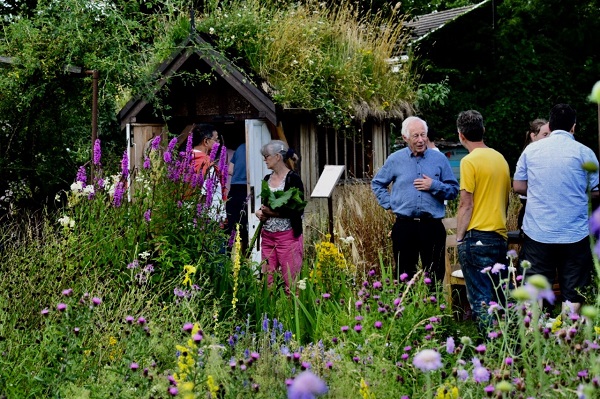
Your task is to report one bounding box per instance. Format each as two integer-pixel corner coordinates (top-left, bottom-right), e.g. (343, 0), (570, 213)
(413, 174), (433, 191)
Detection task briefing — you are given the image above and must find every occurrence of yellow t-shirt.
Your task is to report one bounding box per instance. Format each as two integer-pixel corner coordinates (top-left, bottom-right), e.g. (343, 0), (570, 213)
(460, 148), (511, 238)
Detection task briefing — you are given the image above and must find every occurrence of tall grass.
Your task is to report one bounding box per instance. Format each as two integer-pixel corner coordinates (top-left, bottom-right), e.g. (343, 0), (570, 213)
(197, 0), (416, 128)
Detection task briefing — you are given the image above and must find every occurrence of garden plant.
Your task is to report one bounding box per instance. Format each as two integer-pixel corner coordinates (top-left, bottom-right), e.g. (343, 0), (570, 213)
(1, 82), (600, 397)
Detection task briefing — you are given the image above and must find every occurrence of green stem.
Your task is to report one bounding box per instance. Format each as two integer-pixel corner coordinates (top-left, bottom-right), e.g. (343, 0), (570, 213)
(246, 221), (264, 258)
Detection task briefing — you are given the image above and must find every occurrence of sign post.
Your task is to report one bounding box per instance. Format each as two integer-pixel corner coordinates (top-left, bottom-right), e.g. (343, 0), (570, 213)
(310, 165), (345, 243)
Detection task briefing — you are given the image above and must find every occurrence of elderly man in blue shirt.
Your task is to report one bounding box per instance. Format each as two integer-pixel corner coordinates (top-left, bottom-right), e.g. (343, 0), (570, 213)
(372, 116), (459, 283)
(514, 103), (599, 315)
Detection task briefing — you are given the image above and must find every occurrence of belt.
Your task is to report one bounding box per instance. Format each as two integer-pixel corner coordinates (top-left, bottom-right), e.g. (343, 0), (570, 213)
(396, 215), (440, 222)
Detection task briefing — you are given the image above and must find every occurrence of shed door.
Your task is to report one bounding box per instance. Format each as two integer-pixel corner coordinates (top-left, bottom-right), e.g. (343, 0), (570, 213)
(246, 120), (272, 266)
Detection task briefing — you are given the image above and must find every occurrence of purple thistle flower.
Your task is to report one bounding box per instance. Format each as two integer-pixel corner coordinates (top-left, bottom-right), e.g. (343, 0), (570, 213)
(125, 315), (134, 323)
(41, 308), (49, 316)
(113, 181), (125, 207)
(475, 344), (486, 353)
(93, 139), (102, 165)
(130, 362), (139, 371)
(168, 387), (178, 396)
(143, 156), (151, 169)
(505, 357), (513, 365)
(341, 326), (349, 333)
(424, 277), (432, 285)
(144, 209), (151, 222)
(73, 327), (80, 335)
(76, 166), (87, 186)
(57, 303), (67, 311)
(322, 293), (331, 299)
(484, 385), (495, 394)
(183, 323), (194, 332)
(91, 297), (102, 306)
(62, 288), (73, 296)
(193, 333), (203, 343)
(137, 317), (146, 325)
(287, 371), (328, 399)
(373, 281), (382, 289)
(374, 321), (382, 329)
(354, 324), (362, 332)
(400, 273), (408, 281)
(121, 150), (129, 178)
(355, 300), (363, 309)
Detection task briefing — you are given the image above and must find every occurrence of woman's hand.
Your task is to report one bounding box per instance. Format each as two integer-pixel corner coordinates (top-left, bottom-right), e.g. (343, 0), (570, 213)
(257, 205), (277, 221)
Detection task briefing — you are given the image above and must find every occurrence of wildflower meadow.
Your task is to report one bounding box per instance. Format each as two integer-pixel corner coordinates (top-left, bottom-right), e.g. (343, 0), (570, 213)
(2, 91), (600, 398)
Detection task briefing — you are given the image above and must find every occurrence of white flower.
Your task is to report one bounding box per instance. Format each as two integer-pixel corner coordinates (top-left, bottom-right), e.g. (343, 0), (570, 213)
(340, 236), (354, 244)
(209, 27), (215, 35)
(297, 278), (307, 290)
(58, 216), (75, 228)
(83, 185), (95, 195)
(70, 181), (83, 192)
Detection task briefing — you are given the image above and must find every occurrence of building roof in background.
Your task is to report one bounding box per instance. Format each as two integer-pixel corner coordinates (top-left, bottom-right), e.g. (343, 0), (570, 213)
(405, 0), (491, 42)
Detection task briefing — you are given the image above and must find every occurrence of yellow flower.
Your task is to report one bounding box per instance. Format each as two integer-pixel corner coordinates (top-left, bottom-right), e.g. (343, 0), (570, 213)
(109, 336), (118, 346)
(182, 264), (196, 286)
(551, 315), (563, 334)
(594, 326), (600, 335)
(180, 381), (195, 399)
(436, 384), (459, 399)
(207, 375), (219, 398)
(359, 378), (375, 399)
(231, 224), (242, 310)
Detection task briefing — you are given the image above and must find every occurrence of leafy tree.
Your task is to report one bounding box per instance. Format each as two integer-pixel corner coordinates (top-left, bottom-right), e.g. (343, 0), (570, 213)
(414, 0), (600, 168)
(0, 0), (191, 212)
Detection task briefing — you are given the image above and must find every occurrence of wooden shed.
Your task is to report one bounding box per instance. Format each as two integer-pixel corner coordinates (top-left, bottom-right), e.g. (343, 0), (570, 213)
(118, 33), (403, 258)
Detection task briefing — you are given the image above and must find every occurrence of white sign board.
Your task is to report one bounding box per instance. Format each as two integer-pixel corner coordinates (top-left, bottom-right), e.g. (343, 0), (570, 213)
(311, 165), (345, 198)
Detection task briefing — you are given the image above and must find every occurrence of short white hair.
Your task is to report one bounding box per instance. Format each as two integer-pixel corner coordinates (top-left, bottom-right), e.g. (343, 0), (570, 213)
(401, 116), (428, 139)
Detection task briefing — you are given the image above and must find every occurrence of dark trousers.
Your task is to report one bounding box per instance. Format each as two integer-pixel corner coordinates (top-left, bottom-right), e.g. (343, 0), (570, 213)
(225, 184), (249, 249)
(391, 217), (446, 283)
(520, 234), (592, 303)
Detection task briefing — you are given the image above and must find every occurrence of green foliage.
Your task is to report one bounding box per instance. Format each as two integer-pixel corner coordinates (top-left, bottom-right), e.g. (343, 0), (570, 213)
(414, 0), (600, 168)
(196, 0), (417, 129)
(260, 180), (307, 211)
(0, 0), (192, 210)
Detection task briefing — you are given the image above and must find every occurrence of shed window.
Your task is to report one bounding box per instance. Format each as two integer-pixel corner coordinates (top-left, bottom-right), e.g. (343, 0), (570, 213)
(318, 126), (374, 180)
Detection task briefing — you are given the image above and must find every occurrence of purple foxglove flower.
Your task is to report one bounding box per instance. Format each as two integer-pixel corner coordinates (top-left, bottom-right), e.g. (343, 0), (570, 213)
(121, 150), (129, 178)
(93, 139), (102, 165)
(151, 135), (161, 150)
(76, 166), (87, 186)
(113, 181), (125, 207)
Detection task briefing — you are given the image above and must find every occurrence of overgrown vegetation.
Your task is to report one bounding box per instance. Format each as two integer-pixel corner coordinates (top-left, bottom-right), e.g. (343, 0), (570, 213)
(197, 0), (416, 128)
(1, 139), (599, 397)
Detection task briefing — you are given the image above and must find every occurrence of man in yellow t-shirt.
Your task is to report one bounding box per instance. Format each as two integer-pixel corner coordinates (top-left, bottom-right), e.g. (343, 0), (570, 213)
(455, 110), (511, 333)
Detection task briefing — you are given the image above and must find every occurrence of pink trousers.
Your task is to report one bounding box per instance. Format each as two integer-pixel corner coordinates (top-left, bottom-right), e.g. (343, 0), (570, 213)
(261, 229), (303, 288)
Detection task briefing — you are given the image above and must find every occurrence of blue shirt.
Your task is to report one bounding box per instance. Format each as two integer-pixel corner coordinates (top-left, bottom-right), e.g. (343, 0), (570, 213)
(514, 130), (599, 243)
(371, 147), (459, 218)
(230, 143), (247, 185)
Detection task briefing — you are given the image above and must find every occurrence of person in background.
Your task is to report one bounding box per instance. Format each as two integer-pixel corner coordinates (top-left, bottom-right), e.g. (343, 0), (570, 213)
(226, 143), (248, 251)
(514, 104), (599, 316)
(516, 119), (550, 233)
(255, 140), (305, 289)
(189, 123), (227, 223)
(455, 110), (511, 333)
(371, 116), (459, 283)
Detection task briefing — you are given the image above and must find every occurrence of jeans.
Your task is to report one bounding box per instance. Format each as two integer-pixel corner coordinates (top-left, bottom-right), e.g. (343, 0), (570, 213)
(458, 230), (508, 331)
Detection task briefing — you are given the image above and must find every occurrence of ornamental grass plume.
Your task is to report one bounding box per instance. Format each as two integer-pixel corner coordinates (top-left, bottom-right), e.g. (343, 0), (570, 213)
(287, 371), (328, 399)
